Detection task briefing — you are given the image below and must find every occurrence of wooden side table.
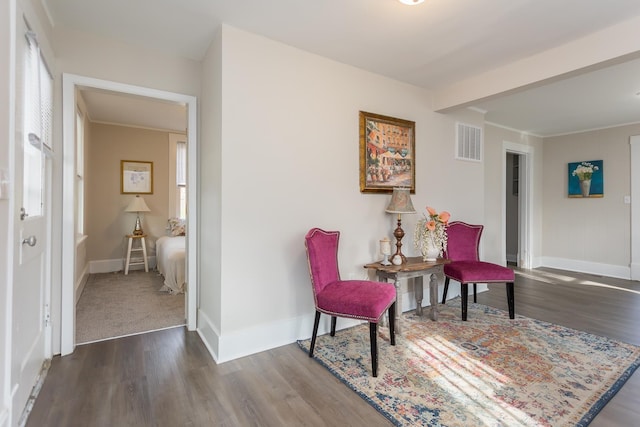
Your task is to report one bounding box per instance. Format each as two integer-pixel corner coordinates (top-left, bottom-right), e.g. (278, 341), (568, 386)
(124, 234), (148, 275)
(364, 257), (449, 333)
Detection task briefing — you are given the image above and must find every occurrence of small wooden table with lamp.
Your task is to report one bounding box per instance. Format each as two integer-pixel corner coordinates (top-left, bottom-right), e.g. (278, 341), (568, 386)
(123, 195), (151, 275)
(364, 257), (449, 333)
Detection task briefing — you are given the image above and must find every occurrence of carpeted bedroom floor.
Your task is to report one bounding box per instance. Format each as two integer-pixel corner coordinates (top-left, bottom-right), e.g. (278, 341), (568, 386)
(75, 270), (185, 344)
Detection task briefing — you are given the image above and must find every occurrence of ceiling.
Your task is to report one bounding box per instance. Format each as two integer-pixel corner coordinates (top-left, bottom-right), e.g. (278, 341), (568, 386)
(45, 0), (640, 136)
(79, 89), (187, 133)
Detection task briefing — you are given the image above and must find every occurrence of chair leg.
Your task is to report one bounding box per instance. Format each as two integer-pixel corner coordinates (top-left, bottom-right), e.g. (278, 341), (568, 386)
(330, 316), (337, 336)
(388, 302), (396, 346)
(441, 277), (450, 304)
(309, 311), (321, 357)
(506, 282), (515, 319)
(461, 283), (468, 321)
(370, 322), (378, 377)
(473, 283), (477, 303)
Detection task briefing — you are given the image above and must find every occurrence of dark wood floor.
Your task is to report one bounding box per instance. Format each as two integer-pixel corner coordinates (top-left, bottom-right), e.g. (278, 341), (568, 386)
(27, 267), (640, 426)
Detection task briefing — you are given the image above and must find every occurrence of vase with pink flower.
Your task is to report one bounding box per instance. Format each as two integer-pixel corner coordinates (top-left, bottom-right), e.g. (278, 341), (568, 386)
(414, 206), (450, 261)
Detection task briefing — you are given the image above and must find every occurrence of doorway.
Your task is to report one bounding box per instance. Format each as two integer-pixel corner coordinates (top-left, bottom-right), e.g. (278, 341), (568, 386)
(61, 74), (198, 356)
(503, 141), (533, 269)
(506, 153), (520, 266)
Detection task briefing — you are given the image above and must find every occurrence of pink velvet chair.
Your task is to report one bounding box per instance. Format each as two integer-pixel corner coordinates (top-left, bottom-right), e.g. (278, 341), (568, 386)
(441, 221), (515, 321)
(304, 228), (396, 377)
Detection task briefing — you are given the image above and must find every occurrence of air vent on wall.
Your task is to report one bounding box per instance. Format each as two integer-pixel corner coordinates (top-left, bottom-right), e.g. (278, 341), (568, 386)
(455, 122), (483, 162)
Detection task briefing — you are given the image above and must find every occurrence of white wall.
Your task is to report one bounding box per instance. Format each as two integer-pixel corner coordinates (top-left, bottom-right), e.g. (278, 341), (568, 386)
(542, 123), (640, 278)
(198, 28), (223, 358)
(199, 25), (487, 362)
(53, 27), (201, 97)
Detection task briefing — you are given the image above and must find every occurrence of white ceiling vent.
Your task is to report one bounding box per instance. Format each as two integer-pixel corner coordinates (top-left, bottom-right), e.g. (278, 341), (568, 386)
(455, 122), (483, 162)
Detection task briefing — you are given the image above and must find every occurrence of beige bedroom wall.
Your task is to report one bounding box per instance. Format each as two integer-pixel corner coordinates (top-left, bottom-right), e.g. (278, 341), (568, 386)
(86, 123), (170, 265)
(542, 123), (640, 277)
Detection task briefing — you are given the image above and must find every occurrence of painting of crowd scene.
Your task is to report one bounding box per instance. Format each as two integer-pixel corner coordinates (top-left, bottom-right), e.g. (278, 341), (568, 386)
(359, 111), (415, 193)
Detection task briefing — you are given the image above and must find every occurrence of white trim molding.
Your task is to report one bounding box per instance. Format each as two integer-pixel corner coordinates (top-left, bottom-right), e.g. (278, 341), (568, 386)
(502, 141), (534, 269)
(540, 256), (631, 280)
(61, 74), (198, 356)
(630, 135), (640, 280)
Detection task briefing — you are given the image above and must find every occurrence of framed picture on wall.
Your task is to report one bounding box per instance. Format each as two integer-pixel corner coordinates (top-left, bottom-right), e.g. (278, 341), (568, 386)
(568, 160), (603, 198)
(121, 160), (153, 194)
(359, 111), (415, 193)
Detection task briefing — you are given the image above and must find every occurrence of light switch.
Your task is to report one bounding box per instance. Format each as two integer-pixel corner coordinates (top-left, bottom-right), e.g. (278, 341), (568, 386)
(624, 195), (631, 204)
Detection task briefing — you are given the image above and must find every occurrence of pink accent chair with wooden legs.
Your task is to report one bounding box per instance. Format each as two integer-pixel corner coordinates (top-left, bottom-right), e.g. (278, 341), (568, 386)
(441, 221), (515, 321)
(304, 228), (396, 377)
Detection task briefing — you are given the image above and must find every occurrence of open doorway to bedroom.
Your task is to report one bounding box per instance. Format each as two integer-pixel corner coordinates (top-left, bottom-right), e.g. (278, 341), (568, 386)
(61, 74), (198, 355)
(73, 90), (188, 344)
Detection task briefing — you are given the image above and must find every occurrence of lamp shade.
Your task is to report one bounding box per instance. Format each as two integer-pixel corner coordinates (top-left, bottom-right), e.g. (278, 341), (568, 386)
(385, 187), (416, 214)
(125, 195), (151, 213)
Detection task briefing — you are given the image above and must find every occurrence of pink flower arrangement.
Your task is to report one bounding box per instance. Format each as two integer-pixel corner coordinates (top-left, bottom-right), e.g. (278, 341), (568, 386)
(425, 206), (451, 231)
(414, 206), (450, 259)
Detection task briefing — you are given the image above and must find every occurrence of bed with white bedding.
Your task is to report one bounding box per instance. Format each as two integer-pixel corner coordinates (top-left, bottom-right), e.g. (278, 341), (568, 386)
(156, 235), (186, 294)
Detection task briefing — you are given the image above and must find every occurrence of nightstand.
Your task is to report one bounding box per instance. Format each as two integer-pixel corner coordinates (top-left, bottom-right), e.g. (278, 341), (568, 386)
(124, 234), (148, 275)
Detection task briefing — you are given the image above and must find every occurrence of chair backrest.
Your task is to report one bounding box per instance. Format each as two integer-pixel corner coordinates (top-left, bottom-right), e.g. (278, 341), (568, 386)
(305, 228), (341, 297)
(444, 221), (483, 262)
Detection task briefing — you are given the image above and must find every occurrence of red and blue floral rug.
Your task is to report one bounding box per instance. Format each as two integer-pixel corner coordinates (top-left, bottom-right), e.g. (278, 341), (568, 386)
(298, 300), (640, 426)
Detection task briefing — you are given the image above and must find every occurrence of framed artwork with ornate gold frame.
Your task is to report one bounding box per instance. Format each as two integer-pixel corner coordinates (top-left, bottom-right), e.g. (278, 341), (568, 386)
(121, 160), (153, 194)
(359, 111), (415, 194)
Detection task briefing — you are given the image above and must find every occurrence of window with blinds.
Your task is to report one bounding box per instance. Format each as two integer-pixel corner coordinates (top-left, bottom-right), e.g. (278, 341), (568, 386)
(168, 133), (187, 220)
(176, 141), (187, 219)
(23, 29), (53, 217)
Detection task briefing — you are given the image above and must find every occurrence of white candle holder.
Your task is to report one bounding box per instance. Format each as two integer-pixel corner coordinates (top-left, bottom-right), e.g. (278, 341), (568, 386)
(380, 237), (392, 265)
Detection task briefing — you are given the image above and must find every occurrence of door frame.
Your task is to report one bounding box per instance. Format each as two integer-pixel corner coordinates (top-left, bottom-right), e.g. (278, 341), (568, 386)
(61, 74), (198, 356)
(631, 135), (640, 280)
(502, 141), (533, 269)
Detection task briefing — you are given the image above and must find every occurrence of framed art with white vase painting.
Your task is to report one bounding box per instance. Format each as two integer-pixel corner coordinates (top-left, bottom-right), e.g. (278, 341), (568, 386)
(568, 160), (603, 198)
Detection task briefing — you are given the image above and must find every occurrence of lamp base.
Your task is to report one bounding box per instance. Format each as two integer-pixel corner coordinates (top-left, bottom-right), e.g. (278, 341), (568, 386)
(132, 215), (144, 236)
(392, 216), (407, 264)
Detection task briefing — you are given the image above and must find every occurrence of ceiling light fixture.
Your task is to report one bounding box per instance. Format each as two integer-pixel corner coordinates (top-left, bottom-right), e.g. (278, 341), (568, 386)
(399, 0), (425, 5)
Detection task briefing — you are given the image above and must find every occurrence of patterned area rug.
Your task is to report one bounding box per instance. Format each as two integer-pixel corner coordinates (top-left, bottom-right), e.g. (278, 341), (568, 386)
(298, 300), (640, 427)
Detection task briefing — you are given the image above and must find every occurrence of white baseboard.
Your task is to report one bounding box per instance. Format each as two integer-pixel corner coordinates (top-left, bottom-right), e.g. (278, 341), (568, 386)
(196, 309), (220, 362)
(631, 262), (640, 281)
(198, 282), (486, 364)
(539, 256), (630, 279)
(506, 253), (517, 263)
(75, 264), (89, 304)
(89, 256), (157, 274)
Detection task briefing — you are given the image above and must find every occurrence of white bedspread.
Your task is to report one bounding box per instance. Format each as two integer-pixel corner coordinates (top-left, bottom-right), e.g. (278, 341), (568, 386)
(156, 235), (186, 294)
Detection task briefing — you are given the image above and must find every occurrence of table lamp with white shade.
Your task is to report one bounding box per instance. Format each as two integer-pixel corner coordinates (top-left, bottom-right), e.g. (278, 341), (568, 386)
(125, 195), (151, 236)
(385, 187), (416, 265)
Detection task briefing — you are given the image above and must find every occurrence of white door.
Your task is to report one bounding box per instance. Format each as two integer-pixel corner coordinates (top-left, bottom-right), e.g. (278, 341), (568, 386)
(11, 20), (51, 422)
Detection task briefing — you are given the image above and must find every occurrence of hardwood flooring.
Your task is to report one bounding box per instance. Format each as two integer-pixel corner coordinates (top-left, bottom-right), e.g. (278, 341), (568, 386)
(27, 267), (640, 426)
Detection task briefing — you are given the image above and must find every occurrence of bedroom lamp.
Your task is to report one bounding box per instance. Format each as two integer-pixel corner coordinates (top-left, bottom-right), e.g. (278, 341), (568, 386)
(125, 195), (151, 236)
(385, 187), (416, 265)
